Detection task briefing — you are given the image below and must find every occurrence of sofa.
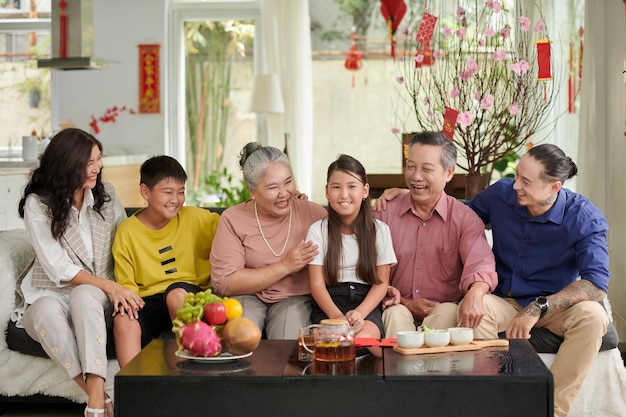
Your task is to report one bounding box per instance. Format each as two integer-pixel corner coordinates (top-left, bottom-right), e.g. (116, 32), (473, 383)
(2, 223), (626, 415)
(0, 228), (119, 405)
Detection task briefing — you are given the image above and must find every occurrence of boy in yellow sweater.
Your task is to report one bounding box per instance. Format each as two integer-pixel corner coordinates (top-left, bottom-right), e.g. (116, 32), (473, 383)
(112, 156), (220, 367)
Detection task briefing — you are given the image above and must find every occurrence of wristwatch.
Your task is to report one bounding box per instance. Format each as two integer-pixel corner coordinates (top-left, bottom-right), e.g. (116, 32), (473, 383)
(534, 296), (549, 318)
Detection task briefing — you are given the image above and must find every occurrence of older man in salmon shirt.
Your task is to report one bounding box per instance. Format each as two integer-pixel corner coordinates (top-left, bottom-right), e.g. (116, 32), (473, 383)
(373, 131), (498, 337)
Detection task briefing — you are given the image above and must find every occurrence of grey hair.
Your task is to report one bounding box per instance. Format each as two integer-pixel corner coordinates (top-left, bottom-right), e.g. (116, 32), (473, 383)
(409, 131), (457, 170)
(238, 142), (292, 190)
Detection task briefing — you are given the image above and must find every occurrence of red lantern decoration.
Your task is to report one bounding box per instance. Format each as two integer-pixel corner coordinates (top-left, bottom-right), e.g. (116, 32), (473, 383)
(344, 31), (363, 88)
(380, 0), (407, 59)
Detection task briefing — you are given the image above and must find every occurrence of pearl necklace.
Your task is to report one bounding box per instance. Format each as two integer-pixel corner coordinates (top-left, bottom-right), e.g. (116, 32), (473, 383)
(254, 201), (293, 257)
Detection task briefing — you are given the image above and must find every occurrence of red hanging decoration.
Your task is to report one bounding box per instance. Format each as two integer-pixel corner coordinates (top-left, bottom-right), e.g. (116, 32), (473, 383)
(344, 31), (363, 88)
(536, 39), (553, 81)
(415, 12), (437, 45)
(568, 41), (575, 114)
(380, 0), (407, 59)
(442, 107), (459, 140)
(415, 48), (433, 68)
(59, 0), (68, 58)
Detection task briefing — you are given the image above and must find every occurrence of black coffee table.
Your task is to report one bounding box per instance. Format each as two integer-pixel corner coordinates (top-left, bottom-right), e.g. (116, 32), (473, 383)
(114, 338), (553, 417)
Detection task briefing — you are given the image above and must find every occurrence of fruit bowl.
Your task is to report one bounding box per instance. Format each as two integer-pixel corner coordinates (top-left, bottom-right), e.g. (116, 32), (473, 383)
(173, 289), (261, 358)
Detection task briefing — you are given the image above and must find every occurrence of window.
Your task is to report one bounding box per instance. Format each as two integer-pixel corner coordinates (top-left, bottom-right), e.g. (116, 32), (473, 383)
(0, 0), (51, 157)
(169, 2), (259, 205)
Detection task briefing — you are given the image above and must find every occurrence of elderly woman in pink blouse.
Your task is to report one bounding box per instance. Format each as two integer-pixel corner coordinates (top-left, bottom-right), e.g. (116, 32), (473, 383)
(210, 143), (327, 339)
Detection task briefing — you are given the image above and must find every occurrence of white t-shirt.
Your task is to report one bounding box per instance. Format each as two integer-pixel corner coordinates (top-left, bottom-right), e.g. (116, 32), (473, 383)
(306, 218), (397, 284)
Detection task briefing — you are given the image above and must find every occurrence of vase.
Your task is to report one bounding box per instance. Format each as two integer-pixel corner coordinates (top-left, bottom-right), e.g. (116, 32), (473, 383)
(401, 132), (416, 169)
(464, 174), (489, 201)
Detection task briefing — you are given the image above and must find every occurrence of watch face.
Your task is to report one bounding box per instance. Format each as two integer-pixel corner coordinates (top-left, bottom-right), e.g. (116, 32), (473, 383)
(537, 296), (548, 305)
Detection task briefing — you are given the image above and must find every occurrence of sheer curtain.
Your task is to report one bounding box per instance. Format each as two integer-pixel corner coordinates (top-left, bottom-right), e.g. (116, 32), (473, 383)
(258, 0), (313, 195)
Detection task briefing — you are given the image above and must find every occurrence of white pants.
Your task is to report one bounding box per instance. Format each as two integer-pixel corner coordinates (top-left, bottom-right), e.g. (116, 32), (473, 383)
(234, 294), (312, 340)
(23, 284), (112, 380)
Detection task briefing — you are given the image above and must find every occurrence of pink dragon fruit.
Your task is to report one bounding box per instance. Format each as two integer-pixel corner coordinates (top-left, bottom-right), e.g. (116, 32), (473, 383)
(175, 319), (222, 357)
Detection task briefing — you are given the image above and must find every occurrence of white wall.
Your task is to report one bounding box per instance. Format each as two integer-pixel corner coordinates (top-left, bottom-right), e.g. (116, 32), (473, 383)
(52, 0), (167, 157)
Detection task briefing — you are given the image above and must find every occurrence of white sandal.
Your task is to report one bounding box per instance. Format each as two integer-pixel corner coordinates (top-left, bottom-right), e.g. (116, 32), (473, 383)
(84, 406), (106, 417)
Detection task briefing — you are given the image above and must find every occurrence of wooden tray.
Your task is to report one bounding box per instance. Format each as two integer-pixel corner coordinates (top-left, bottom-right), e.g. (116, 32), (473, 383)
(392, 339), (509, 355)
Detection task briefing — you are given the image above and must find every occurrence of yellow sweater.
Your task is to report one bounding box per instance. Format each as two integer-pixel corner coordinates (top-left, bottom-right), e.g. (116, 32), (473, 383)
(113, 206), (220, 298)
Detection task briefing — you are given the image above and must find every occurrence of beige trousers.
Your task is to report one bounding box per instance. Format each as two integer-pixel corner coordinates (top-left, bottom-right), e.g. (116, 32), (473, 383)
(22, 284), (112, 380)
(382, 302), (459, 337)
(473, 294), (609, 417)
(235, 294), (312, 340)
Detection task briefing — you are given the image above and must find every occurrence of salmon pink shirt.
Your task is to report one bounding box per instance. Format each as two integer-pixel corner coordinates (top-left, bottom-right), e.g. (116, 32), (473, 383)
(373, 191), (497, 303)
(210, 199), (327, 303)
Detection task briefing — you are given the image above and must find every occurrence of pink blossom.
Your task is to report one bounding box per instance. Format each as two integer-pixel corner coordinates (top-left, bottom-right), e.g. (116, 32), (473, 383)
(450, 85), (460, 99)
(461, 70), (473, 81)
(478, 39), (486, 46)
(457, 111), (475, 128)
(474, 91), (482, 101)
(485, 28), (495, 38)
(402, 27), (410, 38)
(500, 27), (510, 39)
(486, 0), (494, 8)
(391, 127), (401, 135)
(534, 19), (545, 33)
(481, 95), (495, 109)
(466, 58), (480, 72)
(493, 1), (502, 12)
(492, 50), (506, 61)
(415, 54), (424, 64)
(443, 27), (452, 36)
(508, 104), (520, 115)
(423, 96), (430, 105)
(427, 108), (434, 117)
(510, 60), (530, 75)
(433, 50), (442, 59)
(519, 16), (531, 31)
(396, 76), (404, 84)
(456, 27), (467, 38)
(457, 7), (465, 18)
(397, 55), (405, 62)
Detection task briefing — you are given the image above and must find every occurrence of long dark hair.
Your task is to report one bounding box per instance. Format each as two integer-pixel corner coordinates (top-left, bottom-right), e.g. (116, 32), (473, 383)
(18, 128), (110, 240)
(527, 143), (578, 184)
(324, 154), (380, 286)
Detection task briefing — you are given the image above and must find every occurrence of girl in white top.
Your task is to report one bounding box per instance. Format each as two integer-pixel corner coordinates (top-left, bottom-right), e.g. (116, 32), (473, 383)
(307, 155), (396, 356)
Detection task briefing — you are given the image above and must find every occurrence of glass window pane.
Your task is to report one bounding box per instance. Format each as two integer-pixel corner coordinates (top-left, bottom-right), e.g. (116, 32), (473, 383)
(182, 20), (255, 205)
(0, 0), (51, 157)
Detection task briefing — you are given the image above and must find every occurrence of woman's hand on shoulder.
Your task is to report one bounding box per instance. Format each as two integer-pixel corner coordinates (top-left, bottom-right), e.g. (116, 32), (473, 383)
(294, 191), (309, 200)
(373, 187), (409, 211)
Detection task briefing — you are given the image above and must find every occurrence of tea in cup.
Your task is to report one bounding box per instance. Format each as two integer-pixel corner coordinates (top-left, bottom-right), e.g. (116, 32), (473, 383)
(298, 325), (318, 361)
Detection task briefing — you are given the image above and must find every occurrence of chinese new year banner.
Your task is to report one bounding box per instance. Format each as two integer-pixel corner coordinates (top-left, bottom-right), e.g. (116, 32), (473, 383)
(138, 44), (160, 114)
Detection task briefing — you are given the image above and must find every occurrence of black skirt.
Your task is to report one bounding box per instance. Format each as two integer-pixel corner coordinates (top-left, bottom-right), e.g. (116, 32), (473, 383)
(310, 282), (385, 337)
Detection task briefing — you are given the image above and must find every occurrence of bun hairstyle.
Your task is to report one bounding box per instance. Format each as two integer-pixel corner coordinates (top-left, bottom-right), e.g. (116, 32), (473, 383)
(527, 144), (578, 183)
(238, 142), (292, 190)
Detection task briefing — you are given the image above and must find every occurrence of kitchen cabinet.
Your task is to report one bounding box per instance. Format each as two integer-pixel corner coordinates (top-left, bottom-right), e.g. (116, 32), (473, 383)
(0, 169), (30, 230)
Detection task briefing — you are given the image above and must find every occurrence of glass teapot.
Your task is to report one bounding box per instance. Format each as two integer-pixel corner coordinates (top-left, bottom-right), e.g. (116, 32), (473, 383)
(301, 318), (356, 362)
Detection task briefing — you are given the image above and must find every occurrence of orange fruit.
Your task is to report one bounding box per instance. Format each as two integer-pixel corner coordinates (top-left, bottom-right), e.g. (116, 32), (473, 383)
(222, 298), (243, 321)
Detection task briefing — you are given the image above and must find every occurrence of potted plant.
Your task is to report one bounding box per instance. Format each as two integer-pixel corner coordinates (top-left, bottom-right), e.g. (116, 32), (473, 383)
(392, 1), (560, 199)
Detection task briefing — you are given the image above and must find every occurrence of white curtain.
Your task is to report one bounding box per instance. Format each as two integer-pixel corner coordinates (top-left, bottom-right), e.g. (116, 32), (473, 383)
(576, 0), (624, 214)
(258, 0), (314, 195)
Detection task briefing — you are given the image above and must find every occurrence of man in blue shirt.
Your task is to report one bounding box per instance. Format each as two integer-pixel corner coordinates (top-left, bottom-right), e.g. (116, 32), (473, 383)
(467, 144), (609, 417)
(376, 144), (610, 417)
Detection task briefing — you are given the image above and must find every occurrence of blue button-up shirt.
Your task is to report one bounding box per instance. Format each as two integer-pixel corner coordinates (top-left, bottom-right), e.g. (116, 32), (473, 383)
(467, 178), (609, 307)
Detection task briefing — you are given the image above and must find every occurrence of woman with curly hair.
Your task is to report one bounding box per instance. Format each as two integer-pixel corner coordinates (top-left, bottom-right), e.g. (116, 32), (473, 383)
(14, 128), (144, 417)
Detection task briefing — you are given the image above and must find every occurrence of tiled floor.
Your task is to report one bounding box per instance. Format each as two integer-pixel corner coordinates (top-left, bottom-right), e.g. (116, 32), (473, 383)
(0, 402), (84, 416)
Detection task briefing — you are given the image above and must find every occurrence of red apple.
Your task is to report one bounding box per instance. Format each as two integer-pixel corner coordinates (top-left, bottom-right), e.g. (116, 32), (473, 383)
(203, 302), (227, 325)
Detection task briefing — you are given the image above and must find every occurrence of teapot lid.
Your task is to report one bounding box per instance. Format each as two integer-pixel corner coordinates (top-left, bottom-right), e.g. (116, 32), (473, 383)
(320, 318), (349, 327)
